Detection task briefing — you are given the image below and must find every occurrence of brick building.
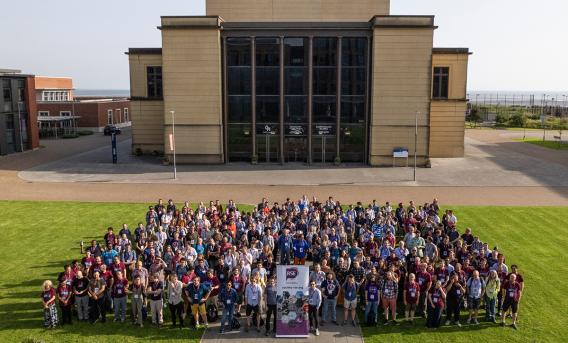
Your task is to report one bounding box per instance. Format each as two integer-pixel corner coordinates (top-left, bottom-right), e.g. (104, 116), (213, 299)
(0, 69), (39, 156)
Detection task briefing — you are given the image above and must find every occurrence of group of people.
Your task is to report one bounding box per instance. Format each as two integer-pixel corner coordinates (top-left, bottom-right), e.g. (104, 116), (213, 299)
(41, 196), (525, 334)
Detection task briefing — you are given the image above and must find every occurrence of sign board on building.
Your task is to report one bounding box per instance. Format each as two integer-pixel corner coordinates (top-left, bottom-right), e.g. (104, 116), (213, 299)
(314, 125), (335, 136)
(257, 124), (278, 135)
(393, 148), (409, 158)
(287, 125), (305, 136)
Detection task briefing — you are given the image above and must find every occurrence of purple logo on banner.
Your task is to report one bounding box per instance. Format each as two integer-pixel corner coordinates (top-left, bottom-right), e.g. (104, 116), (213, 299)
(286, 268), (298, 281)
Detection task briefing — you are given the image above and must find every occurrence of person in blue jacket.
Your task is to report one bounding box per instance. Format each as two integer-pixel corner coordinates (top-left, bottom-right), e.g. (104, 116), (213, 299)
(219, 280), (238, 333)
(293, 232), (310, 265)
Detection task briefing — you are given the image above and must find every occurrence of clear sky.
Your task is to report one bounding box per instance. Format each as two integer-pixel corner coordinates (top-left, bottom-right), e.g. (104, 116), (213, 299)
(1, 0), (566, 92)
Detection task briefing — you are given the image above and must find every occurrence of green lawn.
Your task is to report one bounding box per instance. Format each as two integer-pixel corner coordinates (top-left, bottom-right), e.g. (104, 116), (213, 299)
(0, 202), (566, 342)
(514, 137), (568, 150)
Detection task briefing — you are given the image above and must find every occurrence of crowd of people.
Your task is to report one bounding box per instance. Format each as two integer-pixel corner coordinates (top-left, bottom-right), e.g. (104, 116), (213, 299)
(41, 196), (525, 334)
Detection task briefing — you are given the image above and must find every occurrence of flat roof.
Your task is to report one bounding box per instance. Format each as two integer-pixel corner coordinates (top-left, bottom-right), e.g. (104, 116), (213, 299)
(126, 48), (162, 55)
(433, 47), (472, 55)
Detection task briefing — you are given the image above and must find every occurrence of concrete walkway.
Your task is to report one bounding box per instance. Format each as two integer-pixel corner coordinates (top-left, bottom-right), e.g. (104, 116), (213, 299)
(201, 309), (362, 343)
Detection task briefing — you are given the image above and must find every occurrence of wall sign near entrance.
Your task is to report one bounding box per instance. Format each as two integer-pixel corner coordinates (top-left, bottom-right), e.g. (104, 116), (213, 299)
(314, 125), (335, 136)
(287, 125), (305, 136)
(257, 124), (278, 135)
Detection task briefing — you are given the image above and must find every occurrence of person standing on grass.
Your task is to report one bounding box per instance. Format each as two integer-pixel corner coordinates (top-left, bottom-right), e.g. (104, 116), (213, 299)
(320, 272), (340, 325)
(403, 273), (420, 324)
(131, 276), (145, 327)
(466, 270), (485, 325)
(500, 273), (522, 330)
(187, 276), (211, 329)
(426, 280), (446, 329)
(167, 273), (184, 328)
(112, 271), (128, 323)
(484, 270), (500, 322)
(57, 278), (73, 325)
(146, 274), (164, 327)
(72, 270), (89, 322)
(265, 277), (278, 336)
(244, 275), (263, 332)
(342, 274), (358, 326)
(445, 272), (465, 327)
(308, 280), (322, 336)
(88, 271), (106, 324)
(416, 263), (432, 318)
(219, 280), (238, 334)
(381, 271), (399, 325)
(42, 280), (58, 329)
(364, 274), (380, 326)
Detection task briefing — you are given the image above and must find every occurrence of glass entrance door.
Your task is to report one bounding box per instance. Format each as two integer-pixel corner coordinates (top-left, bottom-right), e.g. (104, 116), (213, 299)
(285, 136), (307, 163)
(257, 134), (279, 163)
(312, 135), (336, 163)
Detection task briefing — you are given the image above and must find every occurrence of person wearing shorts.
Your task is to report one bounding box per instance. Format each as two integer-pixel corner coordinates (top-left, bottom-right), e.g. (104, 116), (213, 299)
(187, 276), (211, 328)
(342, 275), (358, 326)
(403, 273), (420, 324)
(501, 274), (522, 330)
(244, 276), (263, 332)
(466, 271), (485, 325)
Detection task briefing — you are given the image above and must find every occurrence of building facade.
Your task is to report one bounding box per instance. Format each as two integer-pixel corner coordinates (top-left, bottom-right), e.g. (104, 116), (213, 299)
(0, 69), (39, 156)
(127, 0), (470, 165)
(35, 77), (131, 136)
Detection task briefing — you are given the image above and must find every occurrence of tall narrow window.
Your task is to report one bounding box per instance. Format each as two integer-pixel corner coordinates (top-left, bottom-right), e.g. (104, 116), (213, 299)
(147, 66), (163, 98)
(432, 67), (449, 99)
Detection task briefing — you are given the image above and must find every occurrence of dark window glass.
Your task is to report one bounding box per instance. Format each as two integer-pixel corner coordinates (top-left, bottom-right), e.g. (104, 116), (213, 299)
(228, 95), (252, 123)
(313, 95), (336, 123)
(313, 67), (337, 95)
(147, 66), (162, 98)
(284, 38), (308, 66)
(3, 79), (12, 101)
(227, 38), (251, 66)
(256, 95), (279, 123)
(285, 67), (307, 95)
(341, 68), (366, 95)
(256, 67), (280, 95)
(340, 96), (365, 123)
(228, 67), (251, 95)
(432, 67), (449, 99)
(284, 96), (307, 123)
(313, 38), (337, 66)
(227, 123), (253, 161)
(342, 37), (367, 67)
(340, 124), (365, 162)
(256, 37), (280, 66)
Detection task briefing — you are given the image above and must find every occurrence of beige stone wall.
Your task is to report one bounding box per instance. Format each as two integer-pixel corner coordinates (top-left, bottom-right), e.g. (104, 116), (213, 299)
(161, 24), (224, 163)
(369, 27), (434, 166)
(429, 100), (466, 157)
(128, 54), (162, 98)
(206, 0), (389, 22)
(432, 53), (469, 100)
(130, 100), (164, 153)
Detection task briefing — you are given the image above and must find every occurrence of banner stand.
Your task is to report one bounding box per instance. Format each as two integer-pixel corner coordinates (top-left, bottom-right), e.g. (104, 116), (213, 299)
(275, 265), (310, 338)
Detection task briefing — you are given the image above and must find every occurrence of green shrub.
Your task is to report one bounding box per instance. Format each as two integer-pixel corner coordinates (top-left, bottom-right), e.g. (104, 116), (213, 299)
(510, 113), (527, 127)
(495, 113), (508, 124)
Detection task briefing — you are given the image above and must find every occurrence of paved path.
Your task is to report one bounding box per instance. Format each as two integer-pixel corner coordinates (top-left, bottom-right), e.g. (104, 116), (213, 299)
(201, 309), (362, 343)
(0, 129), (567, 206)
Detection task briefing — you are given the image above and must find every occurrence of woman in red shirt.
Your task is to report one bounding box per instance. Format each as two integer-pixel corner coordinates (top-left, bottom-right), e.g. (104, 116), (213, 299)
(41, 280), (58, 329)
(403, 273), (420, 324)
(426, 280), (446, 328)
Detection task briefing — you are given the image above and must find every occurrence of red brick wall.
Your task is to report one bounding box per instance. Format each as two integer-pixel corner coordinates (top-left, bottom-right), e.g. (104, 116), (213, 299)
(25, 76), (39, 149)
(36, 100), (131, 128)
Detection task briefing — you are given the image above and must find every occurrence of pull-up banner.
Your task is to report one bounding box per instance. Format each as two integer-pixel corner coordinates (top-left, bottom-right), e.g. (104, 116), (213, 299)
(276, 265), (309, 338)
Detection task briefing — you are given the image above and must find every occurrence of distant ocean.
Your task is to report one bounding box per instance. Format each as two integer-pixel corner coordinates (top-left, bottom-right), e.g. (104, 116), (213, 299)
(75, 89), (130, 97)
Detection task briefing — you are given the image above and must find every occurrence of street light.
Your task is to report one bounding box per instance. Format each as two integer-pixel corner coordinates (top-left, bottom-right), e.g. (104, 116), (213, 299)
(17, 101), (24, 152)
(170, 110), (177, 180)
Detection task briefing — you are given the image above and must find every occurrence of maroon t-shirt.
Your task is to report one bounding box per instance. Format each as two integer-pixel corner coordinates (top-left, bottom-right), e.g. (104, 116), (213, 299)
(503, 281), (522, 302)
(429, 288), (445, 309)
(111, 262), (126, 277)
(42, 288), (56, 305)
(404, 281), (420, 304)
(416, 271), (432, 292)
(112, 278), (129, 298)
(57, 283), (72, 305)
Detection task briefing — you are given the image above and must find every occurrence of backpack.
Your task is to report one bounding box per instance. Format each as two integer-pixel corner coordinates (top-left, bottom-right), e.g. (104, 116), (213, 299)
(206, 303), (218, 322)
(231, 317), (241, 330)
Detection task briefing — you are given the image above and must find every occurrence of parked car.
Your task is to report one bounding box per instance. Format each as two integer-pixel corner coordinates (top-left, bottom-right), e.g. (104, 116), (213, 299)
(103, 125), (122, 136)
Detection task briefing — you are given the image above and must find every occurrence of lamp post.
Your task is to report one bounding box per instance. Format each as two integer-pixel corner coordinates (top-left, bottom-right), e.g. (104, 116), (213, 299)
(413, 111), (419, 182)
(17, 101), (24, 152)
(170, 110), (177, 180)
